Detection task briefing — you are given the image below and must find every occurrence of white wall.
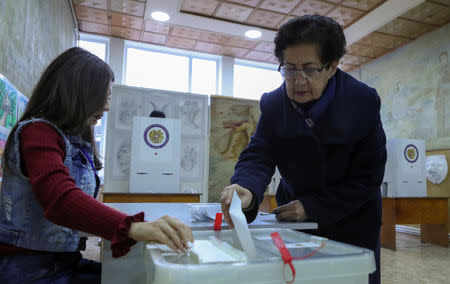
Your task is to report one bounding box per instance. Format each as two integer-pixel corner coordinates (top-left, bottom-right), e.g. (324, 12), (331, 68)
(0, 0), (75, 96)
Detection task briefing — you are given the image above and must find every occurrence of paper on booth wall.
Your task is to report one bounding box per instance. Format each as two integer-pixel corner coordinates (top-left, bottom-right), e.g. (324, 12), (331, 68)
(229, 190), (257, 259)
(426, 155), (448, 184)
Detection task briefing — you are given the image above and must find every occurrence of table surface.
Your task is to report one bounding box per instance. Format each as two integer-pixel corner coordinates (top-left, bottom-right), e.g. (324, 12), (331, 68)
(380, 197), (448, 250)
(382, 197), (448, 199)
(105, 202), (318, 230)
(101, 203), (318, 284)
(102, 192), (202, 195)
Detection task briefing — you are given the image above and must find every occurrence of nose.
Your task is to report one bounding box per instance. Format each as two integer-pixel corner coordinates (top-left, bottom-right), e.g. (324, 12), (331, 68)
(294, 71), (307, 85)
(104, 99), (111, 112)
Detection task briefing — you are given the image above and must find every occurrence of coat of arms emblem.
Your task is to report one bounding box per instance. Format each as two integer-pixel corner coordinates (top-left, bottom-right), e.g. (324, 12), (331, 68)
(404, 144), (418, 163)
(143, 124), (169, 149)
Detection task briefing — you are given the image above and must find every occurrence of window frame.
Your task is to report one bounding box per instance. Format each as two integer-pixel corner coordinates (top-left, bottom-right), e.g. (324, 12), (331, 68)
(124, 41), (220, 95)
(78, 33), (110, 181)
(234, 58), (279, 72)
(78, 33), (110, 63)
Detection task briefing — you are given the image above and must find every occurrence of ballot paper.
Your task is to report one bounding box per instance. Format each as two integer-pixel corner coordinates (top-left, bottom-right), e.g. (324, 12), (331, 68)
(229, 190), (257, 259)
(188, 238), (247, 264)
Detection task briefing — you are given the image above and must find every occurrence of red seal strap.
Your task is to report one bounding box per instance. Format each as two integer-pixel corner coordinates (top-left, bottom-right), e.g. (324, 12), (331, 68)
(271, 232), (295, 283)
(214, 212), (223, 231)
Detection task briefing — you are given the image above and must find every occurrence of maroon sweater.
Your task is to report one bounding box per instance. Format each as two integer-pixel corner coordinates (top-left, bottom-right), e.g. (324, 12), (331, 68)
(0, 122), (143, 257)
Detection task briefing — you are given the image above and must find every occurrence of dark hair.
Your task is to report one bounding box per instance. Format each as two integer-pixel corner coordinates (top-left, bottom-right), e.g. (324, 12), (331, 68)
(274, 15), (346, 66)
(149, 110), (166, 118)
(3, 47), (114, 172)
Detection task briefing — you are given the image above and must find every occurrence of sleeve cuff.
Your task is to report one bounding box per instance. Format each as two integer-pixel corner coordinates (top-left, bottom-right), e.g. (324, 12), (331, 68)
(242, 191), (256, 212)
(298, 196), (321, 223)
(242, 190), (259, 223)
(110, 211), (145, 258)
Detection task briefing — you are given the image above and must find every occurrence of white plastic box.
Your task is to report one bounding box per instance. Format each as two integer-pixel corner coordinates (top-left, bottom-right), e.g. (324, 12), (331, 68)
(144, 228), (375, 284)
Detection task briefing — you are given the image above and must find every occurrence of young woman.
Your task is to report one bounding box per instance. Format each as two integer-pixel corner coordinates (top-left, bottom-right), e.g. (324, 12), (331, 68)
(0, 47), (193, 283)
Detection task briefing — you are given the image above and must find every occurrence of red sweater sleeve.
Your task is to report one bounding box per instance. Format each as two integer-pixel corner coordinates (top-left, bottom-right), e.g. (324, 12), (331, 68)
(19, 122), (143, 257)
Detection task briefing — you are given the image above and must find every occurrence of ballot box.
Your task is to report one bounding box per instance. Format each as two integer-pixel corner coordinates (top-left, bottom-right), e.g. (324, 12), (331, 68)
(143, 228), (375, 284)
(100, 203), (318, 284)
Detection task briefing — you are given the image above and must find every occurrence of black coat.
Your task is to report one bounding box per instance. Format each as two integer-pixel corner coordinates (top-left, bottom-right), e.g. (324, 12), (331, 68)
(231, 69), (387, 244)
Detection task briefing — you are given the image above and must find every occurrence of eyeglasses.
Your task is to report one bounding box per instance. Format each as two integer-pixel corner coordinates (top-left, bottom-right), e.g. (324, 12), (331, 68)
(279, 63), (328, 80)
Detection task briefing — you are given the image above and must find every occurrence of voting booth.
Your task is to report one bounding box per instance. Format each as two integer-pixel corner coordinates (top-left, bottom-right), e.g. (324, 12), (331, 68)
(382, 138), (426, 197)
(129, 116), (181, 193)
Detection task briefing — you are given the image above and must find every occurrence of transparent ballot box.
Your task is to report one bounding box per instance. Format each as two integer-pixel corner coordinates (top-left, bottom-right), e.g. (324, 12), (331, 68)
(144, 228), (375, 284)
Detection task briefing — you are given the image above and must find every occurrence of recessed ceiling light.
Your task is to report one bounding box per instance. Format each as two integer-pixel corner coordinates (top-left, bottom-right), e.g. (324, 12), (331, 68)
(245, 30), (262, 39)
(151, 11), (170, 22)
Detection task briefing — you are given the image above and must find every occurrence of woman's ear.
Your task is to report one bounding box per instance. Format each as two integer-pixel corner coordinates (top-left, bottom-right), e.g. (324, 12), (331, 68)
(328, 60), (339, 77)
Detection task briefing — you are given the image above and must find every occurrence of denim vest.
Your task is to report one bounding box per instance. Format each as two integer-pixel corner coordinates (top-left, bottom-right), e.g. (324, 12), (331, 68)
(0, 118), (99, 252)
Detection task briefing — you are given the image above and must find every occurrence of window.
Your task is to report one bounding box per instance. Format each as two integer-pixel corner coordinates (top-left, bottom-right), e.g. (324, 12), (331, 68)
(191, 58), (217, 95)
(78, 34), (110, 182)
(124, 43), (219, 95)
(233, 60), (283, 100)
(126, 47), (189, 92)
(78, 34), (108, 62)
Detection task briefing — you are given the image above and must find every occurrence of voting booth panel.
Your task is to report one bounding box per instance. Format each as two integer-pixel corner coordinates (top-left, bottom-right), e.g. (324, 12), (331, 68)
(382, 138), (426, 197)
(129, 117), (181, 193)
(104, 85), (208, 197)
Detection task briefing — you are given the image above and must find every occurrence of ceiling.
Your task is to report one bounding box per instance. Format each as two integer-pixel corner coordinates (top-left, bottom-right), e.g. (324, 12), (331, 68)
(72, 0), (450, 72)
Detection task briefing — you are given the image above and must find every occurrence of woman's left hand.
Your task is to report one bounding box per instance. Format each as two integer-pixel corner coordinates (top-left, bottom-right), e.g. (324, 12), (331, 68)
(272, 200), (308, 222)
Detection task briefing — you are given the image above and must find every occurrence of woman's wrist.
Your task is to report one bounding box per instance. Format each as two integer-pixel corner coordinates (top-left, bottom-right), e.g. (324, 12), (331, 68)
(128, 222), (136, 239)
(128, 222), (144, 240)
(242, 191), (255, 212)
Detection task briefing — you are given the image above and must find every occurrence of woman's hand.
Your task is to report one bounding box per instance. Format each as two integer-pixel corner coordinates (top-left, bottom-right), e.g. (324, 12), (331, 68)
(128, 216), (194, 253)
(272, 200), (308, 222)
(220, 184), (253, 228)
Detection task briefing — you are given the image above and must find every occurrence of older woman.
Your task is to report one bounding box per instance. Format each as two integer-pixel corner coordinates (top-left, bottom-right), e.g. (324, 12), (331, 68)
(221, 15), (386, 284)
